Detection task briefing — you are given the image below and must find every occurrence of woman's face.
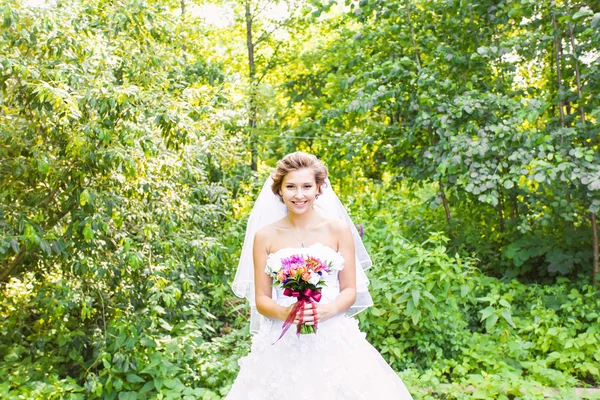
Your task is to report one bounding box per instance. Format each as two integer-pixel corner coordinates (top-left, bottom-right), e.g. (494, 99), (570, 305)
(280, 168), (319, 214)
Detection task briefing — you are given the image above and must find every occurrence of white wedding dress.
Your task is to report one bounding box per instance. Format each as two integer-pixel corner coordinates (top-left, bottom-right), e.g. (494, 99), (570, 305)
(225, 243), (413, 400)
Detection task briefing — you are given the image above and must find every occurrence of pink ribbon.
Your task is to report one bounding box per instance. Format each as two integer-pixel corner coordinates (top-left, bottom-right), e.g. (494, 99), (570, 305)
(274, 288), (322, 343)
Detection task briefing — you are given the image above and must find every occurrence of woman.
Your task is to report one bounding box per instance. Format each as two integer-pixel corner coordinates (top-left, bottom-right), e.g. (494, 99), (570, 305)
(227, 152), (412, 399)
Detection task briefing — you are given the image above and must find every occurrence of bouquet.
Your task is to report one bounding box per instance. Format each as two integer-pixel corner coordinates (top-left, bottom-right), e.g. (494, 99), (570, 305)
(265, 252), (333, 340)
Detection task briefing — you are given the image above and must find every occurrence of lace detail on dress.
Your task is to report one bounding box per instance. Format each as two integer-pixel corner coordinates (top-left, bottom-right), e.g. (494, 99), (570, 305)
(229, 315), (411, 400)
(266, 242), (345, 271)
(225, 246), (413, 400)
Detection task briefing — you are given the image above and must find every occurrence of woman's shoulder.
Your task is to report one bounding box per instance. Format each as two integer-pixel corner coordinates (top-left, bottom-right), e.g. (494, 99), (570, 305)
(254, 218), (288, 243)
(319, 214), (350, 234)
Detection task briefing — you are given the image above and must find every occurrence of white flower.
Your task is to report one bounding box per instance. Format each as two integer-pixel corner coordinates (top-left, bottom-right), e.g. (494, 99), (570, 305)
(329, 252), (345, 271)
(265, 255), (281, 274)
(308, 272), (320, 285)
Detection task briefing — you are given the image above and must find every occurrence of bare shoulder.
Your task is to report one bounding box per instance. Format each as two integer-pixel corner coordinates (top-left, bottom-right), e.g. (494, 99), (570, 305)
(254, 218), (287, 252)
(319, 216), (351, 243)
(325, 217), (350, 234)
(254, 224), (274, 245)
(322, 217), (352, 250)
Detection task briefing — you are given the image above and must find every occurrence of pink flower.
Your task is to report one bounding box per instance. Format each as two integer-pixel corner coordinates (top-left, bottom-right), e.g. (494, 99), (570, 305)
(277, 271), (286, 282)
(302, 272), (311, 281)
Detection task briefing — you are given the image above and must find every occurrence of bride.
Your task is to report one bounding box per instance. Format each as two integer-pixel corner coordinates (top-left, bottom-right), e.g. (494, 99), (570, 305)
(226, 152), (412, 399)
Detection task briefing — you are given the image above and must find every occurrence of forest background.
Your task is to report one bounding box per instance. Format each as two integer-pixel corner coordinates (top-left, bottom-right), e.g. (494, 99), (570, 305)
(1, 0), (599, 398)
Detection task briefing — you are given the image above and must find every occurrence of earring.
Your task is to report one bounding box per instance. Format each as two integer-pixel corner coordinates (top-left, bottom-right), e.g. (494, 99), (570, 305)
(315, 194), (320, 200)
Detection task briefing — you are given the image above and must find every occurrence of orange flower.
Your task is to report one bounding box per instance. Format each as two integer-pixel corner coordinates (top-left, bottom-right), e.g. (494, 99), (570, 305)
(289, 268), (297, 277)
(297, 267), (306, 276)
(277, 271), (286, 282)
(302, 272), (311, 281)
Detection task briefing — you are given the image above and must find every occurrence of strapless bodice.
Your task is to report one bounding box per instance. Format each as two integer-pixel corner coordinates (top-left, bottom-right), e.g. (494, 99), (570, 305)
(265, 242), (345, 307)
(227, 240), (413, 399)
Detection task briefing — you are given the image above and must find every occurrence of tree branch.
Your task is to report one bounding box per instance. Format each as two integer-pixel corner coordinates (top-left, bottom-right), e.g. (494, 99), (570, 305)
(254, 16), (294, 47)
(552, 4), (566, 128)
(256, 40), (286, 84)
(251, 0), (275, 23)
(407, 1), (422, 71)
(0, 248), (27, 283)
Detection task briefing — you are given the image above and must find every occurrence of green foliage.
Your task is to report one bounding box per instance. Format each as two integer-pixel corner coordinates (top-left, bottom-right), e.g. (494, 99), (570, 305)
(1, 0), (599, 398)
(0, 0), (247, 398)
(360, 230), (475, 370)
(271, 0), (600, 281)
(354, 186), (600, 395)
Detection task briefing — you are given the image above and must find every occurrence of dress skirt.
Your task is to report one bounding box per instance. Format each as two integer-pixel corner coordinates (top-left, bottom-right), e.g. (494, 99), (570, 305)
(225, 314), (413, 400)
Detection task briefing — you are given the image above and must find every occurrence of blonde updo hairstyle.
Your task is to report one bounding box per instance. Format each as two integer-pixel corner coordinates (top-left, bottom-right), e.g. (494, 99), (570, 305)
(271, 152), (328, 202)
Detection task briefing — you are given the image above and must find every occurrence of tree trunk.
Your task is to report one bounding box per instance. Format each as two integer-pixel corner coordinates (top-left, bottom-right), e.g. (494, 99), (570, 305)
(566, 193), (574, 230)
(0, 247), (27, 282)
(406, 1), (422, 70)
(568, 22), (598, 284)
(552, 6), (566, 129)
(593, 213), (599, 286)
(469, 5), (479, 50)
(181, 0), (187, 58)
(245, 0), (258, 171)
(439, 180), (455, 240)
(569, 23), (585, 127)
(498, 190), (505, 233)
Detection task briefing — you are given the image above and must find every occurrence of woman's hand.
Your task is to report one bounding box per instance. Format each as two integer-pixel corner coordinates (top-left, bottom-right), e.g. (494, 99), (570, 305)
(293, 302), (338, 326)
(314, 302), (338, 324)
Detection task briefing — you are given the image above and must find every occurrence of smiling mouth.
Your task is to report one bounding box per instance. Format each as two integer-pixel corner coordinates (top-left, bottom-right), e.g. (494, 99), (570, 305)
(291, 200), (307, 206)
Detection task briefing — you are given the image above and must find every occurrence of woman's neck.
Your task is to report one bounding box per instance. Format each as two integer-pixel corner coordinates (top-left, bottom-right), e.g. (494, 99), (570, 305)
(286, 208), (318, 229)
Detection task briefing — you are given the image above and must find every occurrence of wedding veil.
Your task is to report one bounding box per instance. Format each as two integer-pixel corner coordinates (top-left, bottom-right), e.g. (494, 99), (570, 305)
(232, 176), (373, 334)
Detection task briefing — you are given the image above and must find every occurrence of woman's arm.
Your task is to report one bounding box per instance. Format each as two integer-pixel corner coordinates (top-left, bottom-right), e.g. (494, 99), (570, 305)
(303, 220), (357, 325)
(253, 228), (292, 321)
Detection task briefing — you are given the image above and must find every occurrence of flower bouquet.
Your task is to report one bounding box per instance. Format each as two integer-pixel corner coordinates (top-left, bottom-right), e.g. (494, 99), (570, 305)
(265, 253), (332, 340)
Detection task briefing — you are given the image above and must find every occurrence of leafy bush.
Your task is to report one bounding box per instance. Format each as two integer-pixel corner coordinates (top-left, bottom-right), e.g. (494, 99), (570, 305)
(2, 0), (599, 398)
(0, 1), (250, 398)
(359, 230), (476, 372)
(355, 188), (600, 395)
